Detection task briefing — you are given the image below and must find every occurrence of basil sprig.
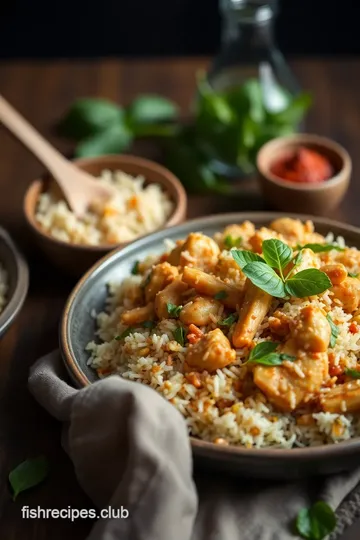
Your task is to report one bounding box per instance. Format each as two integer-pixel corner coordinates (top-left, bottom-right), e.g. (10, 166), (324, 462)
(167, 303), (183, 318)
(173, 326), (186, 346)
(344, 368), (360, 379)
(326, 314), (339, 348)
(244, 341), (296, 367)
(297, 243), (345, 253)
(232, 239), (332, 299)
(219, 312), (238, 326)
(295, 501), (336, 540)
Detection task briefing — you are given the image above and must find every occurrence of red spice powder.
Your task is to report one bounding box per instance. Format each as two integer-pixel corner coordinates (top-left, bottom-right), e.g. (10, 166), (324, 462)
(270, 146), (334, 184)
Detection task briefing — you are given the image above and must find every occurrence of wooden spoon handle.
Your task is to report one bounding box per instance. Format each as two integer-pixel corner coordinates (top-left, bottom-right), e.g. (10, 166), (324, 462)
(0, 94), (66, 173)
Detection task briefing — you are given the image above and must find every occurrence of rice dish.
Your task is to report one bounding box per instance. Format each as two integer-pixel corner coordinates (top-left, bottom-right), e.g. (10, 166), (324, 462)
(87, 218), (360, 449)
(35, 169), (174, 246)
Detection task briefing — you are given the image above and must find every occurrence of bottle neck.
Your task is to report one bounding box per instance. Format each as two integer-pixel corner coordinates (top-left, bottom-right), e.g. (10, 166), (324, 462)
(221, 1), (277, 47)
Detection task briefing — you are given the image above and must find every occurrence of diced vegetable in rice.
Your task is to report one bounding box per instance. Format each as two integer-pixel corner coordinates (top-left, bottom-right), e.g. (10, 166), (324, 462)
(87, 218), (360, 449)
(35, 169), (174, 246)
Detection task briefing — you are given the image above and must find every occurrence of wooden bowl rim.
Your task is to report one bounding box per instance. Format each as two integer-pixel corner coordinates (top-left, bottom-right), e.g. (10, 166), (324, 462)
(23, 154), (187, 252)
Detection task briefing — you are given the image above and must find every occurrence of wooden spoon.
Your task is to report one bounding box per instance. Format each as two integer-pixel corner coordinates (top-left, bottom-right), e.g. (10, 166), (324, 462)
(0, 94), (114, 217)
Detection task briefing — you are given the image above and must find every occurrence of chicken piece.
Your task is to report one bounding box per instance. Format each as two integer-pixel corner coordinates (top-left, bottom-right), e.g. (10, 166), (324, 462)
(184, 328), (236, 373)
(121, 302), (154, 326)
(182, 266), (243, 310)
(154, 278), (188, 320)
(144, 262), (179, 302)
(179, 296), (221, 326)
(320, 263), (347, 286)
(248, 227), (283, 254)
(254, 339), (329, 411)
(270, 217), (307, 245)
(284, 248), (320, 278)
(218, 221), (256, 249)
(232, 280), (272, 348)
(214, 252), (246, 286)
(268, 310), (291, 337)
(290, 305), (331, 353)
(167, 233), (220, 271)
(320, 380), (360, 413)
(166, 240), (185, 266)
(122, 281), (144, 307)
(331, 277), (360, 313)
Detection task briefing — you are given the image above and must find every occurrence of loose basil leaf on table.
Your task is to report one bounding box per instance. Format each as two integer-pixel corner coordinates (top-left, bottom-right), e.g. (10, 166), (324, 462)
(9, 457), (49, 501)
(127, 95), (179, 125)
(295, 501), (336, 540)
(242, 261), (287, 298)
(75, 123), (133, 157)
(284, 269), (332, 298)
(231, 250), (266, 270)
(262, 239), (293, 271)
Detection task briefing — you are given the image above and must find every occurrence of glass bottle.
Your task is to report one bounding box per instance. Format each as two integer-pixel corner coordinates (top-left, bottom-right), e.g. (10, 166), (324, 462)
(206, 0), (301, 177)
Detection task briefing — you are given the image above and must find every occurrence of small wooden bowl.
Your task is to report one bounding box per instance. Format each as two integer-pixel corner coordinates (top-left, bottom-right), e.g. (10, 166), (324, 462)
(257, 134), (352, 215)
(24, 154), (187, 276)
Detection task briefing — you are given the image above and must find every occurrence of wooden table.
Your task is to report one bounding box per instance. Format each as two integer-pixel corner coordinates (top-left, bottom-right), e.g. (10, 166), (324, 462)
(1, 58), (360, 539)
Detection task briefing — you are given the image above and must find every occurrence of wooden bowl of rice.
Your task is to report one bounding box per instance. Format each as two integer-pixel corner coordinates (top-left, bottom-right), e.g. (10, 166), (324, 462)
(23, 154), (187, 276)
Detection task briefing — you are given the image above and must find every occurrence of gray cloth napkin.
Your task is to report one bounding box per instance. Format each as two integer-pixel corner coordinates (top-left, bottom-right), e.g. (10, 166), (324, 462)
(28, 351), (360, 540)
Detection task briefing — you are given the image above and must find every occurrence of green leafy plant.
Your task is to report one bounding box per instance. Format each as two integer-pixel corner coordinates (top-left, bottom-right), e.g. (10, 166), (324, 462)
(224, 235), (242, 249)
(344, 368), (360, 379)
(9, 457), (49, 501)
(57, 76), (311, 193)
(295, 501), (336, 540)
(296, 243), (345, 253)
(219, 312), (238, 326)
(326, 314), (339, 348)
(173, 326), (186, 346)
(232, 239), (332, 298)
(167, 303), (183, 318)
(243, 341), (295, 366)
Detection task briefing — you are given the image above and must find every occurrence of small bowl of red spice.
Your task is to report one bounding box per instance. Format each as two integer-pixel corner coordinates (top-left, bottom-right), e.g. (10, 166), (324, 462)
(257, 134), (351, 215)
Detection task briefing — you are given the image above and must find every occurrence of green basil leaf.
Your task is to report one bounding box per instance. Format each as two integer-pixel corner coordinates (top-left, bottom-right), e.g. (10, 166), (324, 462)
(167, 303), (183, 318)
(127, 95), (178, 125)
(231, 250), (266, 270)
(242, 262), (287, 298)
(344, 368), (360, 379)
(326, 314), (339, 348)
(285, 269), (332, 298)
(348, 272), (359, 278)
(295, 501), (336, 540)
(248, 353), (285, 366)
(219, 312), (238, 326)
(173, 326), (186, 347)
(75, 123), (133, 157)
(298, 243), (345, 253)
(115, 327), (133, 341)
(269, 92), (312, 126)
(131, 261), (140, 275)
(262, 239), (293, 270)
(9, 457), (49, 501)
(249, 341), (279, 361)
(224, 235), (242, 249)
(58, 98), (124, 140)
(292, 250), (303, 267)
(214, 291), (228, 300)
(142, 321), (155, 329)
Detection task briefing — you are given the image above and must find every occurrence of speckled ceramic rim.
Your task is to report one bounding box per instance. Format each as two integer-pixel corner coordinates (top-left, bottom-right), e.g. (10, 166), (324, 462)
(257, 133), (352, 191)
(0, 227), (29, 337)
(61, 211), (360, 464)
(23, 154), (187, 252)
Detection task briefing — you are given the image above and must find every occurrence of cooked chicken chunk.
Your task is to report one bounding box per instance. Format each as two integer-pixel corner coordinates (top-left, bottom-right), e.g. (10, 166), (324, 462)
(232, 280), (272, 348)
(182, 266), (243, 309)
(254, 339), (329, 411)
(214, 252), (246, 286)
(121, 302), (154, 326)
(167, 233), (220, 271)
(179, 296), (221, 326)
(331, 277), (360, 313)
(184, 328), (236, 373)
(320, 380), (360, 413)
(290, 305), (331, 353)
(320, 264), (348, 286)
(144, 262), (179, 302)
(217, 221), (255, 249)
(154, 278), (188, 320)
(248, 227), (284, 254)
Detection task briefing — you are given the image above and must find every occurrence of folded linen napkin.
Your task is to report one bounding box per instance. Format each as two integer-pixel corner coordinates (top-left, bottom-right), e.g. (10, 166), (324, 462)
(29, 351), (360, 540)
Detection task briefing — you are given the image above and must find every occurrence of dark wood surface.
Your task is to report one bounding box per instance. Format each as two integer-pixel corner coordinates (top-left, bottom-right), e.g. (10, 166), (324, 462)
(1, 58), (360, 539)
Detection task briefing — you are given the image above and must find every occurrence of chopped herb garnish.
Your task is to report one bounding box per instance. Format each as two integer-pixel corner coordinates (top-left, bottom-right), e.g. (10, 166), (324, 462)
(297, 243), (345, 253)
(141, 272), (152, 289)
(166, 303), (183, 318)
(115, 327), (133, 340)
(244, 341), (296, 366)
(295, 501), (336, 540)
(232, 239), (332, 299)
(326, 314), (339, 348)
(344, 368), (360, 379)
(214, 290), (228, 300)
(219, 312), (238, 326)
(348, 272), (359, 278)
(9, 457), (49, 501)
(173, 326), (186, 346)
(224, 235), (242, 249)
(131, 260), (140, 275)
(143, 320), (155, 329)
